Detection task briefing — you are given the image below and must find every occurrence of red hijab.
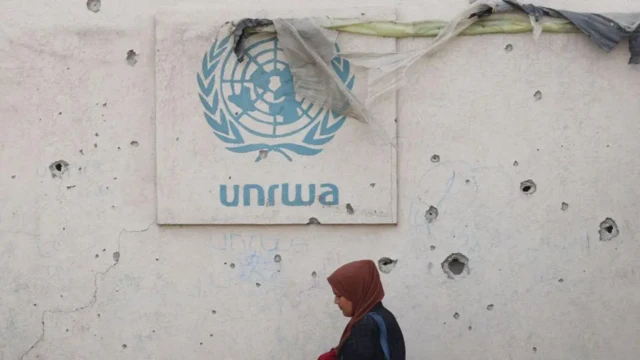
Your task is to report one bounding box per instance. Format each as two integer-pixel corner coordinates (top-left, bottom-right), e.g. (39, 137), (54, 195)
(327, 259), (385, 352)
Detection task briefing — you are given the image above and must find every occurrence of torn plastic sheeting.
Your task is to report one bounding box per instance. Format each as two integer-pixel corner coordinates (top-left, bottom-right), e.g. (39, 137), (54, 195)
(503, 0), (640, 62)
(233, 18), (274, 63)
(228, 0), (640, 141)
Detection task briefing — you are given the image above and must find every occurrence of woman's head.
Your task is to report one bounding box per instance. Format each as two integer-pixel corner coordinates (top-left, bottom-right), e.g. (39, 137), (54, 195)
(327, 259), (385, 318)
(327, 259), (386, 352)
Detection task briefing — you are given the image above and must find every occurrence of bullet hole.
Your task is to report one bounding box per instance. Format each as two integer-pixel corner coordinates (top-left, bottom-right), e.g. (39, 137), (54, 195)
(532, 347), (537, 353)
(258, 150), (268, 159)
(210, 334), (213, 337)
(468, 325), (472, 331)
(453, 312), (460, 320)
(49, 160), (69, 178)
(102, 102), (107, 107)
(307, 217), (321, 225)
(33, 303), (37, 307)
(102, 249), (106, 252)
(486, 304), (494, 311)
(126, 50), (138, 66)
(11, 175), (16, 179)
(94, 143), (98, 148)
(430, 154), (440, 163)
(130, 141), (139, 147)
(513, 161), (519, 166)
(86, 0), (100, 12)
(256, 282), (261, 287)
(66, 328), (68, 332)
(98, 313), (101, 317)
(430, 245), (436, 251)
(505, 43), (513, 52)
(273, 254), (281, 263)
(465, 179), (470, 184)
(229, 263), (235, 269)
(370, 183), (376, 187)
(312, 271), (317, 278)
(95, 254), (99, 258)
(424, 205), (439, 223)
(122, 344), (127, 349)
(561, 202), (569, 211)
(112, 252), (120, 262)
(155, 258), (159, 261)
(211, 310), (217, 314)
(558, 278), (564, 283)
(95, 133), (99, 137)
(200, 342), (203, 345)
(346, 203), (354, 215)
(378, 257), (397, 274)
(441, 253), (469, 279)
(534, 90), (542, 100)
(66, 185), (76, 190)
(599, 218), (619, 241)
(520, 179), (536, 195)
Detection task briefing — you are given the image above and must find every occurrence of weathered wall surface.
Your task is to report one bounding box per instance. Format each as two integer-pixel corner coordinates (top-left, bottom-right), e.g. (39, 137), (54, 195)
(2, 0), (640, 359)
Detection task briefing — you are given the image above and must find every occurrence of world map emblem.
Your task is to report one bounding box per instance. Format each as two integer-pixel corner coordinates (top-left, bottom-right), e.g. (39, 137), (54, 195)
(197, 35), (356, 162)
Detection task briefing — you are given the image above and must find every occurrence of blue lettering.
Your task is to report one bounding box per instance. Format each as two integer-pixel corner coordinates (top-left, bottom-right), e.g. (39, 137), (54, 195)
(267, 184), (279, 207)
(319, 183), (339, 205)
(282, 183), (315, 206)
(243, 184), (265, 206)
(219, 183), (339, 207)
(220, 185), (239, 207)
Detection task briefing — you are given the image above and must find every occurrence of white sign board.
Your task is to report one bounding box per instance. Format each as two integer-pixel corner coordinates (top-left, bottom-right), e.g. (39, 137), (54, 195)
(155, 8), (397, 224)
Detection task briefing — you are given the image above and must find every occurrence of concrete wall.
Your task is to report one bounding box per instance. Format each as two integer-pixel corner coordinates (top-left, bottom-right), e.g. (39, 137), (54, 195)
(2, 0), (640, 359)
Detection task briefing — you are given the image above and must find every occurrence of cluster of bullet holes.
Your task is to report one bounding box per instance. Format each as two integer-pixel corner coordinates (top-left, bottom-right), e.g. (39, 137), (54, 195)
(430, 154), (440, 163)
(49, 160), (69, 178)
(441, 253), (469, 279)
(346, 203), (355, 215)
(126, 50), (138, 66)
(377, 257), (397, 274)
(520, 179), (536, 195)
(598, 218), (619, 241)
(86, 0), (100, 12)
(424, 205), (439, 223)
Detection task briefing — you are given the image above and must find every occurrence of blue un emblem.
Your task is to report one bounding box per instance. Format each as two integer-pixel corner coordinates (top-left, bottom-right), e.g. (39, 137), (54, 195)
(197, 35), (356, 161)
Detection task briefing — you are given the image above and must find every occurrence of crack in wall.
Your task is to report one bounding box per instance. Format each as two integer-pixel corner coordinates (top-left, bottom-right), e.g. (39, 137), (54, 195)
(19, 223), (154, 360)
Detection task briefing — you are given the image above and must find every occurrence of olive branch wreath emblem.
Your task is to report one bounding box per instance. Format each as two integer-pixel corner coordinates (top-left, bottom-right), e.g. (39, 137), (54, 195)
(197, 35), (355, 162)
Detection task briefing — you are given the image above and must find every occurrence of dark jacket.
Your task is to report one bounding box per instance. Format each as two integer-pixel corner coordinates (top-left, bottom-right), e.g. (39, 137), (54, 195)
(338, 302), (405, 360)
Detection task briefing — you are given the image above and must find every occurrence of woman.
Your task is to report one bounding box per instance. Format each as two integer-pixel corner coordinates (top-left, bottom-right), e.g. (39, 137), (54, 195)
(318, 259), (405, 360)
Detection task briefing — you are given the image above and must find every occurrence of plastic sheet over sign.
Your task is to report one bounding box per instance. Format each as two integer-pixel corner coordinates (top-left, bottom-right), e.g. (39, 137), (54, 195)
(229, 0), (640, 145)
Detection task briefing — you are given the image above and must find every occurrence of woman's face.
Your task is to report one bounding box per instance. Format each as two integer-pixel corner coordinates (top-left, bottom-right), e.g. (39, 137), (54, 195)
(332, 287), (354, 317)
